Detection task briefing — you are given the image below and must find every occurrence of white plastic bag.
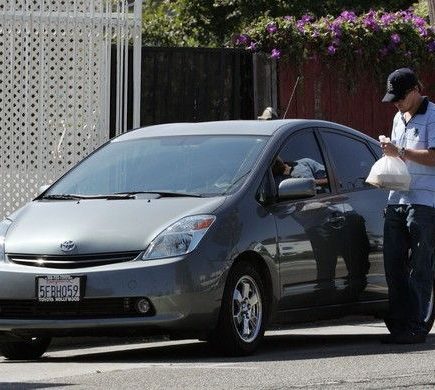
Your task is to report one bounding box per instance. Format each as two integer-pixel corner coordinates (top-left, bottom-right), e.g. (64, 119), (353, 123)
(365, 136), (411, 191)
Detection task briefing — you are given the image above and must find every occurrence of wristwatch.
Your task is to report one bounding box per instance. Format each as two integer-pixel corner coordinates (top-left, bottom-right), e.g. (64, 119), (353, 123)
(398, 147), (406, 159)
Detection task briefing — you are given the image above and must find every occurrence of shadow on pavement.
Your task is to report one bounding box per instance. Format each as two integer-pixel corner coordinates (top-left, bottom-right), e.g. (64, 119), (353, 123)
(0, 384), (71, 389)
(4, 332), (434, 364)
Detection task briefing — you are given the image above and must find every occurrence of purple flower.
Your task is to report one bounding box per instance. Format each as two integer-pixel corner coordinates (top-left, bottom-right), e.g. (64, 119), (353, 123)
(366, 10), (376, 19)
(412, 16), (427, 28)
(400, 10), (413, 22)
(380, 13), (396, 25)
(234, 8), (435, 62)
(234, 34), (250, 46)
(330, 21), (342, 37)
(266, 23), (277, 34)
(327, 45), (337, 55)
(363, 10), (379, 30)
(390, 33), (401, 44)
(340, 10), (357, 22)
(363, 17), (379, 31)
(247, 42), (258, 51)
(270, 48), (281, 59)
(418, 27), (428, 37)
(296, 14), (312, 32)
(296, 20), (306, 32)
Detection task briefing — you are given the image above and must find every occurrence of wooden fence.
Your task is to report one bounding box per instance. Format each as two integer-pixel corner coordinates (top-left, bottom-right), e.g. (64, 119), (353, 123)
(111, 47), (254, 136)
(278, 60), (435, 139)
(111, 49), (435, 140)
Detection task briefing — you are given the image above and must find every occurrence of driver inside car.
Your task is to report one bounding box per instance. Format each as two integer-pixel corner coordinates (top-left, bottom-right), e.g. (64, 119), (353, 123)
(272, 156), (329, 192)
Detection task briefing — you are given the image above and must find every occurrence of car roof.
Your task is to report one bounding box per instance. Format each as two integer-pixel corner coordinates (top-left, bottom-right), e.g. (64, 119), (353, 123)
(113, 120), (303, 141)
(112, 119), (376, 143)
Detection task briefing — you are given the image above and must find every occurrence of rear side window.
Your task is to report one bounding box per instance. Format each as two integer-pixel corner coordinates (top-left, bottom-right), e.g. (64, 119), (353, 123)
(321, 131), (377, 191)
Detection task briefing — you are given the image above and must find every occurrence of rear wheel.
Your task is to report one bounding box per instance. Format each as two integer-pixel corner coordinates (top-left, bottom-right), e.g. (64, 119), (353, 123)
(210, 261), (267, 356)
(0, 337), (51, 360)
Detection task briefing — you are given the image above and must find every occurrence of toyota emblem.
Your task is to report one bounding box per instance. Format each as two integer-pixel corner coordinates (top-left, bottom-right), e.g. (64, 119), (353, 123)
(60, 240), (76, 252)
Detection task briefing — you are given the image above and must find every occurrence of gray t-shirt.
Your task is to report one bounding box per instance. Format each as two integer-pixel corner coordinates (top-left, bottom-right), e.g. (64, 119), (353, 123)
(388, 98), (435, 207)
(290, 158), (326, 180)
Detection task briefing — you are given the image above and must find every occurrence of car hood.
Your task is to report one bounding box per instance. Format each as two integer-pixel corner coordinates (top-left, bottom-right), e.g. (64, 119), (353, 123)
(5, 197), (226, 255)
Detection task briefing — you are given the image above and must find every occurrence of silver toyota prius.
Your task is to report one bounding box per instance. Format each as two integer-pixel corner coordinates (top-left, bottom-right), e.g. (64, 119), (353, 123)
(1, 120), (434, 359)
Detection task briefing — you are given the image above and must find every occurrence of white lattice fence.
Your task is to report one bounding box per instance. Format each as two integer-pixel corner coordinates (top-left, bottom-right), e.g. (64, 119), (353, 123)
(0, 0), (142, 218)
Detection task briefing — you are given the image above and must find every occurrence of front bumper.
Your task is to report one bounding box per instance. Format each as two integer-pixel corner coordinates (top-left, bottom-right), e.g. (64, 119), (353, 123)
(0, 255), (225, 336)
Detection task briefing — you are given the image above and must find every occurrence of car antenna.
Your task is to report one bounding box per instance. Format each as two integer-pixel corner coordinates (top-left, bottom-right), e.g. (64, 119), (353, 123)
(282, 76), (302, 119)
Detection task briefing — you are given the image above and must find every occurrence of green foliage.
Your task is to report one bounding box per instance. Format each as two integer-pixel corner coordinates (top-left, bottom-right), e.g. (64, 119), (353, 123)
(413, 0), (429, 17)
(142, 0), (416, 47)
(142, 0), (229, 47)
(142, 0), (197, 46)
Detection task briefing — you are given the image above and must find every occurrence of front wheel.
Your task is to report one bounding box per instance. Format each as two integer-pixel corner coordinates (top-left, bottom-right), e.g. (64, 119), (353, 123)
(210, 261), (267, 356)
(0, 337), (51, 360)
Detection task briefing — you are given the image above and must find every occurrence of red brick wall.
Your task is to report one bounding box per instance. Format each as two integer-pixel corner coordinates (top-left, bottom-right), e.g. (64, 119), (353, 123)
(278, 59), (435, 140)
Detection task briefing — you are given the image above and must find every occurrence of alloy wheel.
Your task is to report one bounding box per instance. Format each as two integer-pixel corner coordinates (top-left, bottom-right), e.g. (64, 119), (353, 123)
(232, 275), (263, 343)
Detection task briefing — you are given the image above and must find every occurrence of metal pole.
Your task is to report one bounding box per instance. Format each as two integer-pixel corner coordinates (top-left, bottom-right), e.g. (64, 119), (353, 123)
(132, 0), (142, 129)
(429, 0), (435, 27)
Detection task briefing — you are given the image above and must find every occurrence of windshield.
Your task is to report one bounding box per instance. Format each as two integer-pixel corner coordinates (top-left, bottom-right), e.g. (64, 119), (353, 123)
(45, 135), (268, 197)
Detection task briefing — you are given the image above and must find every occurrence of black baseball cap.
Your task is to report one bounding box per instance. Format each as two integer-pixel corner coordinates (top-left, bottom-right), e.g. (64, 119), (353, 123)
(382, 68), (418, 103)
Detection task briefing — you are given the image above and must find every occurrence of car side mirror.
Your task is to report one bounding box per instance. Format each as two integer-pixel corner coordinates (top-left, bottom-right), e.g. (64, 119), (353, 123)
(278, 178), (316, 200)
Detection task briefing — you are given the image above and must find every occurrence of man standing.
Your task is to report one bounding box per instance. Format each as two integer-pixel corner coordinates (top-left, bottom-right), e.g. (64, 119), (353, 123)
(380, 68), (435, 344)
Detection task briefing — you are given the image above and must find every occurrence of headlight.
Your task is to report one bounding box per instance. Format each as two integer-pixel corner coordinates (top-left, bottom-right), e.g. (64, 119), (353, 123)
(0, 219), (12, 262)
(142, 215), (216, 260)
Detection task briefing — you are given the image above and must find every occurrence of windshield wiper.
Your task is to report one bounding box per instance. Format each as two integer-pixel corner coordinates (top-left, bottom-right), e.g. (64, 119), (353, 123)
(115, 191), (203, 198)
(42, 193), (135, 200)
(42, 194), (86, 200)
(43, 191), (203, 201)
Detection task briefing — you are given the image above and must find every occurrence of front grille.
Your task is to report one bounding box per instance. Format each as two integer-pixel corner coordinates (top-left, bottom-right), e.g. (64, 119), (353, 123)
(7, 251), (142, 269)
(0, 298), (154, 319)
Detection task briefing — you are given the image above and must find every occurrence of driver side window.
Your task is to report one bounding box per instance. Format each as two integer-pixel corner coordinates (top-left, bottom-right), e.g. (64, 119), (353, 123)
(274, 129), (330, 194)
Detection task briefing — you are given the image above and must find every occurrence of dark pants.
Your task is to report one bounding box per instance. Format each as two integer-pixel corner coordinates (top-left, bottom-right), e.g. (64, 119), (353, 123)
(383, 204), (435, 335)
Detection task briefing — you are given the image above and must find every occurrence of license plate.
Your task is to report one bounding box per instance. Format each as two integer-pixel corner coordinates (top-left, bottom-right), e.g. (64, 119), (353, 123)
(36, 275), (82, 302)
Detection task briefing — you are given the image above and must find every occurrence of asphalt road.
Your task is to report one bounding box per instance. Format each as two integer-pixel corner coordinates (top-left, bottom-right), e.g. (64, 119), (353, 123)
(1, 318), (435, 389)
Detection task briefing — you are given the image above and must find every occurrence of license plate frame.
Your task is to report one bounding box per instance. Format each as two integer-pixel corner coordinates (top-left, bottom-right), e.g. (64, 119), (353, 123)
(36, 275), (85, 303)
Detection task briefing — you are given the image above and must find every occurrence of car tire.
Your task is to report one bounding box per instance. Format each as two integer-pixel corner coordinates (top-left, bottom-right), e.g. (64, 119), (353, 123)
(384, 279), (435, 335)
(210, 261), (267, 356)
(0, 337), (51, 360)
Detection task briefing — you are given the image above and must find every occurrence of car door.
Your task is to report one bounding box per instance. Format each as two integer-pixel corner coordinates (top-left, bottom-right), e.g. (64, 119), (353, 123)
(269, 128), (354, 310)
(318, 128), (389, 303)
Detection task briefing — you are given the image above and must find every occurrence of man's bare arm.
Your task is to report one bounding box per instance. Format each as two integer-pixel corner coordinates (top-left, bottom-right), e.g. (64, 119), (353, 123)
(381, 141), (435, 166)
